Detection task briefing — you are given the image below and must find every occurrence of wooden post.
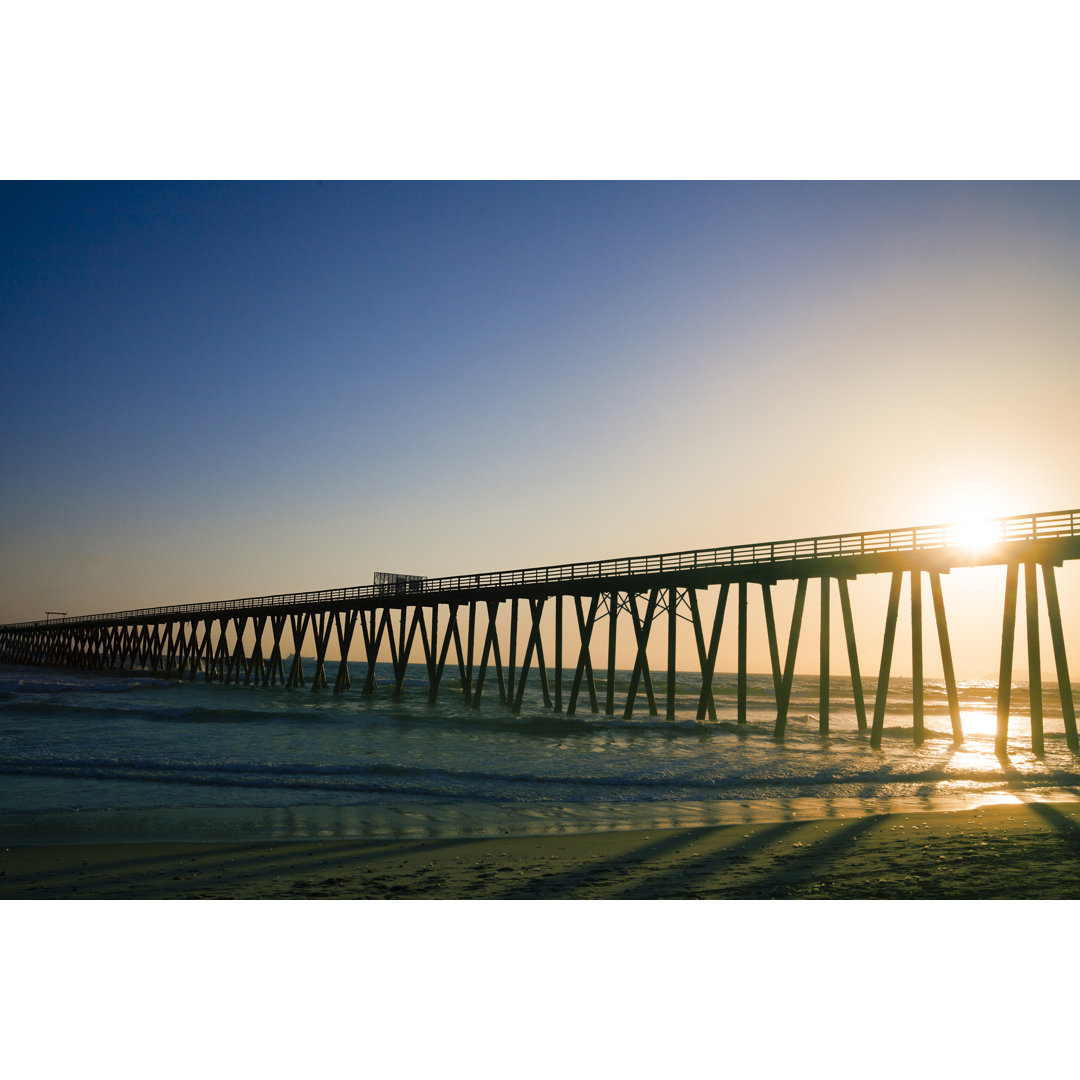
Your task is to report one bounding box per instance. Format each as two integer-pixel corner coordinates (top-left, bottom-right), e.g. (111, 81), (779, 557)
(692, 585), (727, 723)
(451, 615), (470, 704)
(606, 591), (618, 716)
(928, 572), (963, 744)
(837, 577), (867, 733)
(431, 604), (459, 703)
(422, 605), (436, 700)
(1024, 561), (1044, 757)
(761, 583), (782, 703)
(512, 597), (546, 713)
(554, 595), (564, 713)
(819, 576), (830, 735)
(265, 615), (286, 686)
(381, 608), (400, 690)
(507, 598), (518, 705)
(159, 623), (174, 676)
(1042, 562), (1078, 753)
(247, 615), (265, 686)
(666, 586), (678, 721)
(911, 570), (924, 746)
(393, 607), (408, 692)
(173, 624), (189, 678)
(568, 595), (600, 716)
(534, 615), (552, 708)
(197, 618), (215, 681)
(173, 624), (188, 678)
(995, 562), (1019, 758)
(333, 609), (358, 692)
(870, 570), (903, 749)
(491, 604), (507, 705)
(738, 581), (748, 726)
(401, 607), (423, 689)
(180, 621), (197, 680)
(465, 601), (476, 705)
(310, 610), (332, 691)
(363, 608), (387, 695)
(472, 600), (502, 708)
(624, 590), (659, 719)
(773, 577), (808, 739)
(215, 618), (232, 681)
(286, 612), (310, 689)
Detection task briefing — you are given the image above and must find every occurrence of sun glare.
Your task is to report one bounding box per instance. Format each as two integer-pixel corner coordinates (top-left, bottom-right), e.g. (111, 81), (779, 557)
(952, 517), (1000, 552)
(930, 488), (1010, 553)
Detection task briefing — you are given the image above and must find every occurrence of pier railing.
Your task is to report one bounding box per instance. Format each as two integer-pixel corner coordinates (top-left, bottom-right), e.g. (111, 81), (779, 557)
(5, 507), (1078, 630)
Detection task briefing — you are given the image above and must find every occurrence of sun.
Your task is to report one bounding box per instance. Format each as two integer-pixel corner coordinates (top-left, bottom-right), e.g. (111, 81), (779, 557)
(936, 489), (1009, 553)
(950, 516), (1000, 552)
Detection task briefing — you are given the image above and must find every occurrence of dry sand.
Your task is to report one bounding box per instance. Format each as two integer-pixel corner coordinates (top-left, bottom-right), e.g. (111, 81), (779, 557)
(4, 799), (1080, 899)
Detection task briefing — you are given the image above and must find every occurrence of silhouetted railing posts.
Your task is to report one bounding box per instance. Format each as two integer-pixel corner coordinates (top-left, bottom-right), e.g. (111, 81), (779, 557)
(9, 506), (1078, 633)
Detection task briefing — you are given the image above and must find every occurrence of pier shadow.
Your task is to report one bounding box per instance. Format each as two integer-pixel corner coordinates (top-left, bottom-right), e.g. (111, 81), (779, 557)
(493, 825), (785, 900)
(611, 814), (885, 899)
(490, 815), (894, 900)
(1027, 801), (1080, 858)
(0, 836), (481, 898)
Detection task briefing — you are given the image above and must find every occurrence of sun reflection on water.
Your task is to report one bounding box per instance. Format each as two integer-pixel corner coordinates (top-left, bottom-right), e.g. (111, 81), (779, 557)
(956, 705), (997, 738)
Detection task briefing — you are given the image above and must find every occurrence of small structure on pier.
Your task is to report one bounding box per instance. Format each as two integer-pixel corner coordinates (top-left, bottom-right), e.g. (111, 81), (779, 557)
(373, 572), (428, 595)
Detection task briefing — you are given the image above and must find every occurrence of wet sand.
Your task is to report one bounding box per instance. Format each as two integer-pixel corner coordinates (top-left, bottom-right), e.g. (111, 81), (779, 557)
(4, 799), (1080, 898)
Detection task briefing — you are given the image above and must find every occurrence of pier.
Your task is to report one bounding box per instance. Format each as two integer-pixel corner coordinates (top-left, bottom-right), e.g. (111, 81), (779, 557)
(2, 508), (1078, 756)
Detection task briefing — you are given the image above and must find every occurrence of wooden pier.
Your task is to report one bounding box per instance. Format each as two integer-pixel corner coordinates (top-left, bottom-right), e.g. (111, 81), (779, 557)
(2, 508), (1078, 756)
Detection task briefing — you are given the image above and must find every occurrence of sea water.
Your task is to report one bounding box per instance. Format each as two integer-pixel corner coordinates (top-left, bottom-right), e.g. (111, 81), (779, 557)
(1, 661), (1079, 842)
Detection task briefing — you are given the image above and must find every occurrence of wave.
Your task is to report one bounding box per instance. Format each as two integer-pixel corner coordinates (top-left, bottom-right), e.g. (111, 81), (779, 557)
(4, 692), (1079, 752)
(0, 698), (294, 724)
(5, 660), (1078, 817)
(4, 752), (1079, 800)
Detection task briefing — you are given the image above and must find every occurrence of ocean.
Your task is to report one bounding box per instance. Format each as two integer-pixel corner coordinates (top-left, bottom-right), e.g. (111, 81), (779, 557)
(2, 661), (1079, 844)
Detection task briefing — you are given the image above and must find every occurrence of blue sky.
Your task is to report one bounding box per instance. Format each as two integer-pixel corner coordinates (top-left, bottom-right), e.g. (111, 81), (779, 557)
(3, 181), (1079, 672)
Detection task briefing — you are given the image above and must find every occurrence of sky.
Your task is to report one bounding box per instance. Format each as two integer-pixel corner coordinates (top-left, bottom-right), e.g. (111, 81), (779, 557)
(2, 181), (1079, 675)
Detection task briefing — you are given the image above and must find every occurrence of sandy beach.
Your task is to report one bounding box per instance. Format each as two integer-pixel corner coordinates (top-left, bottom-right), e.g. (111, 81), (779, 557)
(4, 799), (1080, 899)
